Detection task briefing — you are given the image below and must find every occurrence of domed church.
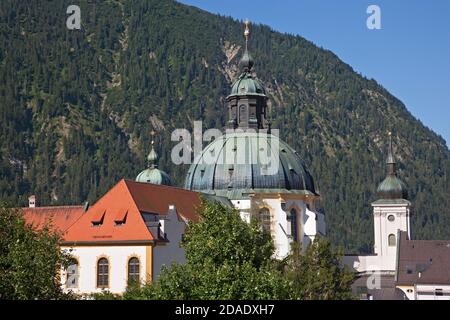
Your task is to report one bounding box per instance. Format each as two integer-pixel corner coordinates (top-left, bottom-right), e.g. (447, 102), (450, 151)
(184, 21), (325, 259)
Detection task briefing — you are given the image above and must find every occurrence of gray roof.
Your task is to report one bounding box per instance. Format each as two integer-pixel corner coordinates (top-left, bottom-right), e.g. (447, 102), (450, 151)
(184, 132), (317, 199)
(200, 193), (234, 207)
(396, 231), (450, 286)
(352, 274), (407, 300)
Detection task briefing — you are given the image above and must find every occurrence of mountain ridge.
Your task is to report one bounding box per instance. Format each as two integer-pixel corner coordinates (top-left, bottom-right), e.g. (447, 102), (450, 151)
(0, 0), (448, 252)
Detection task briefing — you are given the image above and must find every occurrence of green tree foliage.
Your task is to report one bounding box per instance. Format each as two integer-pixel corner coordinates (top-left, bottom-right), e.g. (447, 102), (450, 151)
(0, 0), (449, 252)
(124, 200), (354, 300)
(0, 206), (71, 299)
(125, 200), (291, 299)
(285, 241), (355, 300)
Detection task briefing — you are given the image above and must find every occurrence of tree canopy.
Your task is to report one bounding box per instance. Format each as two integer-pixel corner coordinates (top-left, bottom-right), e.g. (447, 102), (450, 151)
(0, 206), (71, 300)
(124, 200), (355, 300)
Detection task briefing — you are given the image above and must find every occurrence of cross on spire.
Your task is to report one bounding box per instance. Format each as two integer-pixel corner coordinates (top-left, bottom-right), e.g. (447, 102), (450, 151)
(150, 130), (156, 145)
(147, 130), (158, 168)
(244, 18), (250, 51)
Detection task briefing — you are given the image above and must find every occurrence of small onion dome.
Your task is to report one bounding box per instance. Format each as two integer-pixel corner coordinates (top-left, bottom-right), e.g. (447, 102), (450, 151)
(239, 49), (254, 72)
(377, 132), (407, 200)
(147, 147), (158, 163)
(229, 21), (266, 98)
(377, 175), (408, 200)
(136, 144), (171, 186)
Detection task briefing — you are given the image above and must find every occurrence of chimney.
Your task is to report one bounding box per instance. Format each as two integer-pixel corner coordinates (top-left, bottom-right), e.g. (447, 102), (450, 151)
(28, 195), (37, 208)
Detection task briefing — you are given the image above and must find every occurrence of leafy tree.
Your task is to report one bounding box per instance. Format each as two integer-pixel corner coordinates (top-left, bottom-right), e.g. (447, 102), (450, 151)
(0, 206), (71, 300)
(285, 240), (356, 300)
(124, 200), (355, 300)
(125, 200), (291, 300)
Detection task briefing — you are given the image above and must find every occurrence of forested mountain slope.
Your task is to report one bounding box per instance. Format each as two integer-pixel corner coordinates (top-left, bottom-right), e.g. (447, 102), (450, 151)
(1, 0), (449, 252)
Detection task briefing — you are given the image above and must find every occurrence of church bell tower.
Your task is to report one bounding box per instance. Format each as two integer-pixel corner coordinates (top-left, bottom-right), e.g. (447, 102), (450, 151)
(372, 132), (410, 263)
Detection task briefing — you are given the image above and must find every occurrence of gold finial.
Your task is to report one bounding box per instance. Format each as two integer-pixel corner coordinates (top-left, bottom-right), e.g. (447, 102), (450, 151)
(150, 130), (156, 145)
(388, 131), (393, 149)
(244, 19), (250, 50)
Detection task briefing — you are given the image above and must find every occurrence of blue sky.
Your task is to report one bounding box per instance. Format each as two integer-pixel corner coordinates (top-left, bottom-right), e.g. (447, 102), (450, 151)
(179, 0), (450, 146)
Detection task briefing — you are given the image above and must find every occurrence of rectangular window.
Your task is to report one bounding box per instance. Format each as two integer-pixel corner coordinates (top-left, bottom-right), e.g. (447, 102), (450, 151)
(259, 208), (271, 233)
(435, 289), (444, 296)
(66, 260), (79, 288)
(288, 209), (298, 242)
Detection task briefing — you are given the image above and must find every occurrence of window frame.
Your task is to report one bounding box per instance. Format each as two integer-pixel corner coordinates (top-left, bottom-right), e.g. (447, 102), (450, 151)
(258, 207), (271, 233)
(65, 257), (80, 289)
(289, 208), (298, 242)
(96, 257), (110, 289)
(388, 234), (396, 247)
(127, 256), (141, 285)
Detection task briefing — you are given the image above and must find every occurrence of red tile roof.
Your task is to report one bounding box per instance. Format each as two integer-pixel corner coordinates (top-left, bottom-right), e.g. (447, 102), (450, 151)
(123, 179), (201, 222)
(22, 206), (84, 234)
(63, 179), (202, 244)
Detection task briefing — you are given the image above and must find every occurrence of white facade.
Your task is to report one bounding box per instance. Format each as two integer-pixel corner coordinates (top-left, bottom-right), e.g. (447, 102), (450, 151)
(415, 285), (450, 300)
(344, 200), (410, 274)
(232, 194), (325, 259)
(61, 205), (189, 295)
(60, 245), (149, 295)
(372, 201), (410, 260)
(397, 284), (450, 300)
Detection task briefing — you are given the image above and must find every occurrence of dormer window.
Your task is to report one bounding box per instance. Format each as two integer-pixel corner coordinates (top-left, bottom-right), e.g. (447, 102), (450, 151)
(91, 210), (106, 227)
(114, 210), (128, 226)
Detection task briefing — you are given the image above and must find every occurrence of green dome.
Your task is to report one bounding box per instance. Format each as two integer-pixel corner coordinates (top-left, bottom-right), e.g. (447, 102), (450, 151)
(377, 175), (407, 200)
(228, 73), (266, 98)
(136, 144), (171, 186)
(184, 132), (317, 199)
(376, 132), (408, 200)
(136, 167), (171, 186)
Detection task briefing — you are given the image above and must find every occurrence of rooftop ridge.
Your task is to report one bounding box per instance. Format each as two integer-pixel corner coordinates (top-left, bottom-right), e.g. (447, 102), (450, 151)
(21, 205), (84, 210)
(124, 179), (199, 195)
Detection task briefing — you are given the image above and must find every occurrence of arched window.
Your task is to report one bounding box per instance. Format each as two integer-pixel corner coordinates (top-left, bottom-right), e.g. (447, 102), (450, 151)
(97, 258), (109, 288)
(66, 258), (79, 288)
(239, 104), (247, 123)
(128, 257), (140, 285)
(388, 234), (396, 247)
(290, 208), (298, 242)
(259, 208), (271, 233)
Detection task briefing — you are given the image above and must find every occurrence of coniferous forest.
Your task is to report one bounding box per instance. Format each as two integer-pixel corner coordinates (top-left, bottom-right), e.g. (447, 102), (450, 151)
(0, 0), (449, 253)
